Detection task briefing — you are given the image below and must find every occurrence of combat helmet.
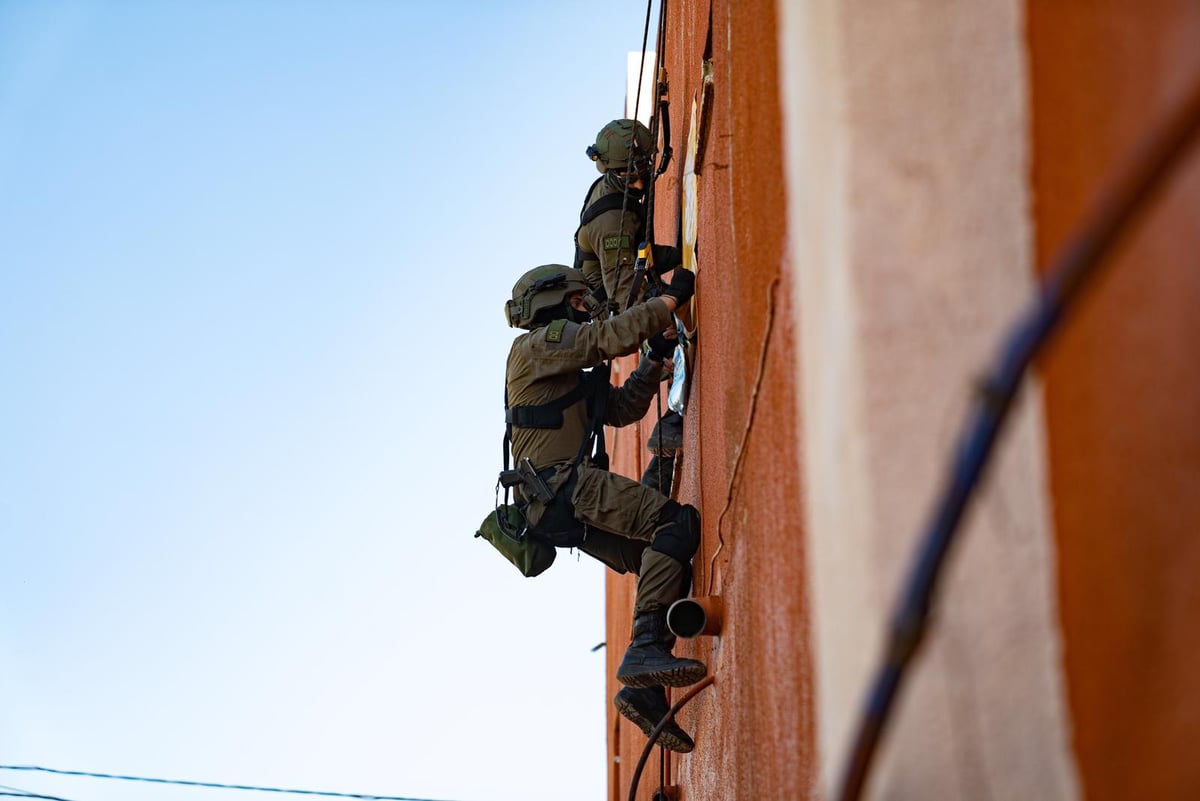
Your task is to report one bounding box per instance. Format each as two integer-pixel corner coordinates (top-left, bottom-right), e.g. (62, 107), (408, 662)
(506, 265), (590, 329)
(587, 119), (654, 175)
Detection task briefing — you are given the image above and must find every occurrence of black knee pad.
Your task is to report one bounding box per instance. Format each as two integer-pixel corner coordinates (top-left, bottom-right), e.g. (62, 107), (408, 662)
(650, 501), (701, 564)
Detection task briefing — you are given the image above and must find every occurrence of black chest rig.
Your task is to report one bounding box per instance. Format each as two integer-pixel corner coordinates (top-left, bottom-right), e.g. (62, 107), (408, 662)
(495, 357), (611, 542)
(503, 360), (612, 475)
(572, 177), (646, 272)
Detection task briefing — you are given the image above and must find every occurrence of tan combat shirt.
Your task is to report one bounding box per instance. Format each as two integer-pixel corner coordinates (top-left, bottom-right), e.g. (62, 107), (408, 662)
(506, 298), (672, 470)
(577, 179), (644, 313)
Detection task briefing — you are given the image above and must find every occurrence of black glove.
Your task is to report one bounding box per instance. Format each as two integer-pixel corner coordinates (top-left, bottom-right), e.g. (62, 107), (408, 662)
(651, 244), (683, 276)
(647, 331), (675, 361)
(662, 268), (695, 306)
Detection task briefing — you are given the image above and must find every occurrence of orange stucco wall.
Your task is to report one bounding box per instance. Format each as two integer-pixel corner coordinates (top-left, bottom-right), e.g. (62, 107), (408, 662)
(1028, 4), (1200, 799)
(605, 1), (814, 799)
(604, 2), (1200, 798)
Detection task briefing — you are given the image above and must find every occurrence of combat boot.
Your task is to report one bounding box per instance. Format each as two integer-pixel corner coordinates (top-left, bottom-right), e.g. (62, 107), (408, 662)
(646, 411), (684, 456)
(640, 454), (676, 495)
(616, 608), (707, 688)
(614, 686), (695, 753)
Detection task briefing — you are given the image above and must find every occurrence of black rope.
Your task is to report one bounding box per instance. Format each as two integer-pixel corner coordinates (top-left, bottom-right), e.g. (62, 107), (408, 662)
(610, 0), (657, 309)
(658, 741), (666, 800)
(655, 389), (665, 492)
(632, 0), (653, 126)
(834, 73), (1200, 801)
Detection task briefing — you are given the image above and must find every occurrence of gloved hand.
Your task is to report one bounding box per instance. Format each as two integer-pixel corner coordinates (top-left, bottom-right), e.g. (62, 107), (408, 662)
(651, 245), (683, 276)
(662, 268), (695, 306)
(647, 330), (676, 361)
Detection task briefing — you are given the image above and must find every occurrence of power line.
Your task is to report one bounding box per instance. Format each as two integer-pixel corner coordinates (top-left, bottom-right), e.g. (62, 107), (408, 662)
(0, 782), (80, 801)
(0, 767), (467, 801)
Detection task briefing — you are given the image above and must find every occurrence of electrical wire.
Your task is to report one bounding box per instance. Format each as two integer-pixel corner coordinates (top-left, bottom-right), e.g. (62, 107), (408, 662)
(626, 676), (714, 801)
(0, 767), (465, 801)
(707, 277), (780, 596)
(0, 791), (80, 801)
(834, 74), (1200, 801)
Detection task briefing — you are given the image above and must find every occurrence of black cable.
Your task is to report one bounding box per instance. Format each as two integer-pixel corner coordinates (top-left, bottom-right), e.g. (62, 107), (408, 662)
(655, 390), (664, 492)
(657, 740), (665, 800)
(0, 785), (49, 797)
(632, 0), (653, 125)
(0, 793), (80, 801)
(0, 766), (466, 801)
(613, 0), (657, 296)
(627, 676), (714, 801)
(834, 74), (1200, 801)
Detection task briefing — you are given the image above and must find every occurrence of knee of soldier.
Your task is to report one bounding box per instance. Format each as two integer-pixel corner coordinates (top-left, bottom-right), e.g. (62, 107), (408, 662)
(650, 500), (701, 565)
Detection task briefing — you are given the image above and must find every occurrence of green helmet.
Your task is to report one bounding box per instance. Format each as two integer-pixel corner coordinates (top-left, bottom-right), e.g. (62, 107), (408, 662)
(587, 118), (654, 175)
(506, 265), (590, 329)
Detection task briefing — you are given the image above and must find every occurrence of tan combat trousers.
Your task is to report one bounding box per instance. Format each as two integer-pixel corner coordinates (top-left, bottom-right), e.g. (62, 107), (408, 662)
(570, 464), (687, 616)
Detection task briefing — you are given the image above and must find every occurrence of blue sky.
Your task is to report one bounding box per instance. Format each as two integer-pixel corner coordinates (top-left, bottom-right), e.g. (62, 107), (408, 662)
(0, 2), (654, 799)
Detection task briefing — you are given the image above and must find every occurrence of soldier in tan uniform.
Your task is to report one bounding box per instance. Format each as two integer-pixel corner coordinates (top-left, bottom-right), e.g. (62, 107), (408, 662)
(502, 264), (705, 753)
(575, 119), (682, 314)
(576, 118), (686, 493)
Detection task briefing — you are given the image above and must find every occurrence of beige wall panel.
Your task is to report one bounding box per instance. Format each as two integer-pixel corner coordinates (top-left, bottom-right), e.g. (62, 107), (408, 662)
(778, 1), (1080, 797)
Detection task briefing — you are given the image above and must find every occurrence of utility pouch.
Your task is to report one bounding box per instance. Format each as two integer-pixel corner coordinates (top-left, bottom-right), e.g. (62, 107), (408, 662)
(475, 504), (556, 578)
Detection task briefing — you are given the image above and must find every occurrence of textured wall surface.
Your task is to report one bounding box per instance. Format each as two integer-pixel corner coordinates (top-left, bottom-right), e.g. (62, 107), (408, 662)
(778, 1), (1079, 798)
(605, 0), (813, 799)
(605, 2), (1200, 799)
(1028, 4), (1200, 799)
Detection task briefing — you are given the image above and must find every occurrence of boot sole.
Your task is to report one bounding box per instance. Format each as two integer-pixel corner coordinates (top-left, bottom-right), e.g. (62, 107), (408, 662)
(616, 662), (708, 689)
(613, 695), (695, 753)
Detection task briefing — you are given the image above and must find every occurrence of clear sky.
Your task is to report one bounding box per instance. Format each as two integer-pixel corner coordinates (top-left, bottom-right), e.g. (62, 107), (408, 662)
(0, 2), (655, 800)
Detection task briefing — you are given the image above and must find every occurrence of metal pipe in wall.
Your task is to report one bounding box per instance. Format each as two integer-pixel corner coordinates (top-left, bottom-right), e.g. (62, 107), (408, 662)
(667, 595), (723, 638)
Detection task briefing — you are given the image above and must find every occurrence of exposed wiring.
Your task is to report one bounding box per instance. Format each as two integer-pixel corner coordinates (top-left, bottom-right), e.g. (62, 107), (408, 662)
(834, 74), (1200, 801)
(706, 276), (780, 596)
(0, 792), (80, 801)
(0, 766), (465, 801)
(626, 676), (715, 801)
(0, 785), (57, 798)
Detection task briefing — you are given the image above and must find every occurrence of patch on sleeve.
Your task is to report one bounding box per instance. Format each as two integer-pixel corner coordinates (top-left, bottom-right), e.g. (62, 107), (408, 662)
(602, 234), (632, 252)
(544, 319), (579, 349)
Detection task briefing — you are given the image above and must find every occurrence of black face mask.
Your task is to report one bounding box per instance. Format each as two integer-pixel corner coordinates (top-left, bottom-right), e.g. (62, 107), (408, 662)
(566, 305), (592, 324)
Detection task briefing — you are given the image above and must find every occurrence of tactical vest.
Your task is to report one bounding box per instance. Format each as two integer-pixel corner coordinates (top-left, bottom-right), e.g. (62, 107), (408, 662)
(503, 335), (612, 476)
(572, 177), (646, 272)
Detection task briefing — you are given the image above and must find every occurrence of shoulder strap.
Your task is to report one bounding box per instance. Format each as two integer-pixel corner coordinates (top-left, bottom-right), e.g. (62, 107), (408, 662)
(501, 366), (611, 473)
(574, 363), (612, 469)
(573, 179), (645, 269)
(577, 176), (605, 220)
(580, 191), (644, 228)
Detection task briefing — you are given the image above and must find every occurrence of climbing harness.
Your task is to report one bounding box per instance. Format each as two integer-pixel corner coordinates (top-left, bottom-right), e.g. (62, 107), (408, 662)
(495, 357), (613, 539)
(573, 175), (647, 281)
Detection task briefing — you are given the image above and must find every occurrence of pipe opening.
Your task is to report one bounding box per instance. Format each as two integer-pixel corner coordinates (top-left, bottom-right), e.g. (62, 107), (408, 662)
(667, 596), (723, 638)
